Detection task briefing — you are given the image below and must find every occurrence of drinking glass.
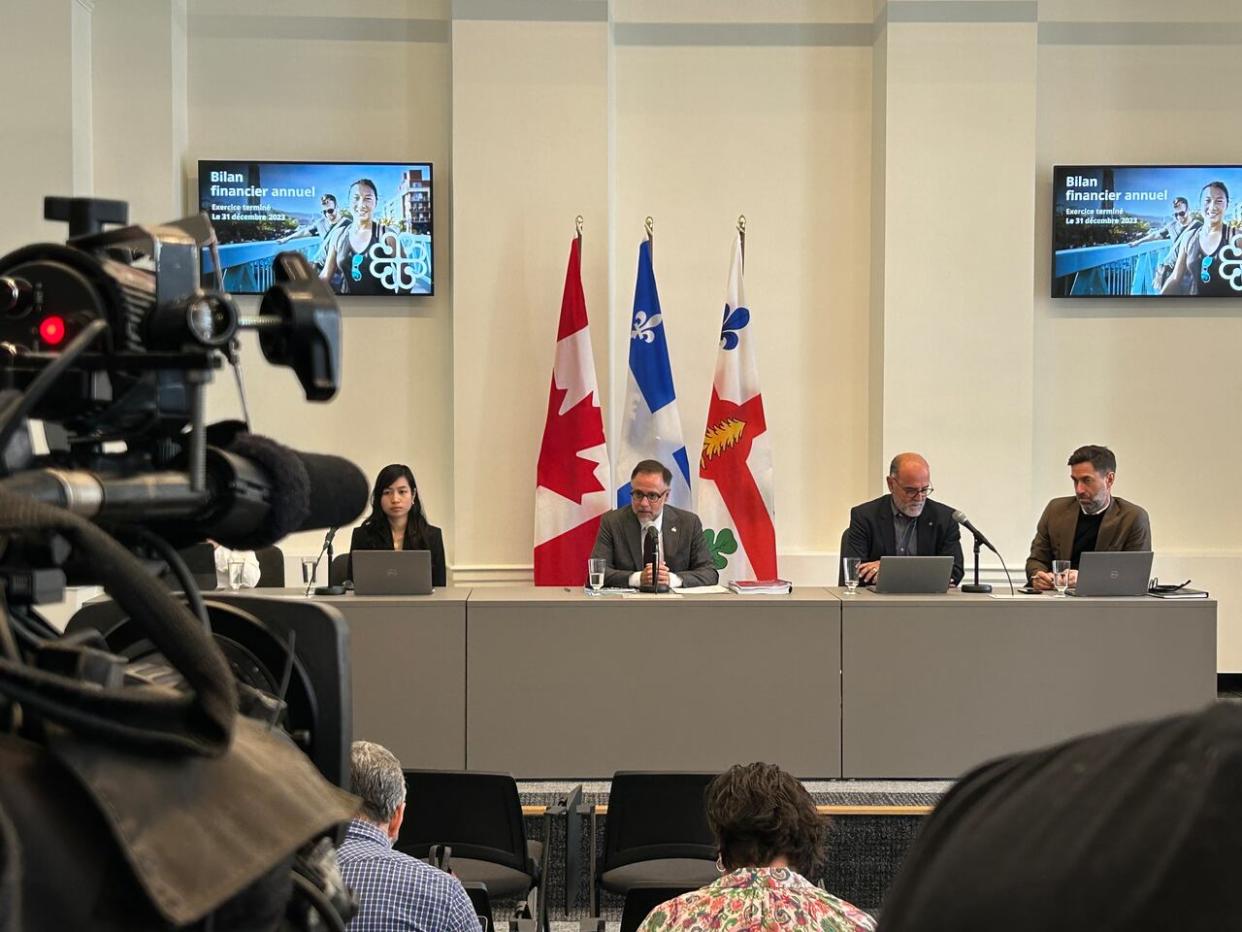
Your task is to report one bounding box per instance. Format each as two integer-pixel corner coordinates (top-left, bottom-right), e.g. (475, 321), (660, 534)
(227, 559), (246, 591)
(301, 557), (318, 587)
(1052, 560), (1071, 597)
(842, 557), (861, 595)
(588, 558), (606, 592)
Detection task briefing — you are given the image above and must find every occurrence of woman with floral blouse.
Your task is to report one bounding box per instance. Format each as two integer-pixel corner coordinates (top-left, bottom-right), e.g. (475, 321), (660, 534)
(637, 762), (875, 932)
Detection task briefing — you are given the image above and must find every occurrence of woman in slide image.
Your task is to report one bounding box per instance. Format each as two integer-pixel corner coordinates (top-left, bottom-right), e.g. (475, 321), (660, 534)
(319, 178), (401, 295)
(1161, 180), (1239, 296)
(349, 463), (446, 587)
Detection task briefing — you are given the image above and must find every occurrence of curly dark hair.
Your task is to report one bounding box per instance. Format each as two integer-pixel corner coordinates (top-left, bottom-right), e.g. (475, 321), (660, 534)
(705, 762), (826, 876)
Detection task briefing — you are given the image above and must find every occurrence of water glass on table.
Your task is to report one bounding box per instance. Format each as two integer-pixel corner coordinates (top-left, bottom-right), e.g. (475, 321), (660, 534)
(588, 558), (606, 592)
(1052, 560), (1071, 597)
(301, 556), (318, 588)
(842, 557), (861, 595)
(227, 559), (246, 591)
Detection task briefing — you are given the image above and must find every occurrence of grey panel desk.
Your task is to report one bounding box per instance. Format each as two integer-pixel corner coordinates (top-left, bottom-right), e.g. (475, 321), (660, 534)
(260, 588), (469, 769)
(837, 589), (1217, 778)
(465, 587), (842, 778)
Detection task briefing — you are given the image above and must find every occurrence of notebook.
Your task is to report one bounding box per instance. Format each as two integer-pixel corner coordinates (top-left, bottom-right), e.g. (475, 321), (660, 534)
(351, 550), (433, 596)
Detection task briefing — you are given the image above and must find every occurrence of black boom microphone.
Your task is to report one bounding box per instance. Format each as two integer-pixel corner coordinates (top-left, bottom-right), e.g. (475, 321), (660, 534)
(0, 434), (369, 551)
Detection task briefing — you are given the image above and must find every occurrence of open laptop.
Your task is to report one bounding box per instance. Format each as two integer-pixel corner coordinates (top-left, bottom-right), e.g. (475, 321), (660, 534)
(1068, 550), (1153, 597)
(874, 555), (954, 594)
(351, 550), (434, 596)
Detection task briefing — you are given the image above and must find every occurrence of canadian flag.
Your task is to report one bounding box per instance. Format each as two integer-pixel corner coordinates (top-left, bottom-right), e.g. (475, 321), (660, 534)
(533, 236), (611, 585)
(696, 233), (777, 583)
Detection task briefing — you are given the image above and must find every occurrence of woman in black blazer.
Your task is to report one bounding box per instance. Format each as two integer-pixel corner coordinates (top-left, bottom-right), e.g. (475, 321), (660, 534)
(349, 463), (446, 587)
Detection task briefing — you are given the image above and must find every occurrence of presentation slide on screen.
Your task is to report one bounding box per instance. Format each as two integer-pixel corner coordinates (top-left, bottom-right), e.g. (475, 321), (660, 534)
(1052, 165), (1242, 298)
(199, 160), (433, 297)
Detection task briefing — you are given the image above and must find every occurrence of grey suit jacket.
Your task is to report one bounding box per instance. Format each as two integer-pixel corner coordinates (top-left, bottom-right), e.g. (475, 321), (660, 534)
(589, 504), (719, 588)
(1025, 495), (1152, 581)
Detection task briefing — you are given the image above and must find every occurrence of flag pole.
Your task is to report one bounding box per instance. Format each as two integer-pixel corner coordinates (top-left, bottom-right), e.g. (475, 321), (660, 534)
(575, 214), (583, 242)
(737, 214), (746, 273)
(645, 215), (654, 263)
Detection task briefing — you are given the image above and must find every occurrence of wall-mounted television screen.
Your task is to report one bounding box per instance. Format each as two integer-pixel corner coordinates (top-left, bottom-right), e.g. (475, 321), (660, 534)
(198, 160), (433, 297)
(1052, 165), (1242, 298)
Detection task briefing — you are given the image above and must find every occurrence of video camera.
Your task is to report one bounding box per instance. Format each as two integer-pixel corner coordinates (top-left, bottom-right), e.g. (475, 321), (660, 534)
(0, 198), (370, 930)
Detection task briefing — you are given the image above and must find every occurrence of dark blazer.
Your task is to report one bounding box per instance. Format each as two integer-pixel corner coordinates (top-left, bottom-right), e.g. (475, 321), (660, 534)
(1025, 496), (1151, 581)
(349, 521), (447, 587)
(844, 495), (965, 586)
(589, 504), (718, 588)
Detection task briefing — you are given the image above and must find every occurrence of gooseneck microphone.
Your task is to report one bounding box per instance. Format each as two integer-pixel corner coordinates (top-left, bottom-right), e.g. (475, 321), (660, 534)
(951, 509), (1016, 595)
(309, 526), (346, 596)
(951, 510), (997, 553)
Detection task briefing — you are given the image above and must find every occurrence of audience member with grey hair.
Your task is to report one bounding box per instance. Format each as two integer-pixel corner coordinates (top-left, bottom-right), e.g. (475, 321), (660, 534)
(337, 740), (480, 931)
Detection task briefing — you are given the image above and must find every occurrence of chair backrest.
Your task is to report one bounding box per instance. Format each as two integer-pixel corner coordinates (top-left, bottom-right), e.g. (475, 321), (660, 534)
(600, 772), (718, 875)
(838, 529), (849, 585)
(620, 886), (699, 932)
(255, 545), (284, 588)
(332, 553), (350, 585)
(395, 770), (529, 874)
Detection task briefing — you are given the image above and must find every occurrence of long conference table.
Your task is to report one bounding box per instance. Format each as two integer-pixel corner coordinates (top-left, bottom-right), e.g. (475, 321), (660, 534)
(256, 586), (1215, 780)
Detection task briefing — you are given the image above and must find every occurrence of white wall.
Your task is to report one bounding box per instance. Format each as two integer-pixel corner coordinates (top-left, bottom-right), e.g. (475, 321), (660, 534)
(5, 0), (1242, 666)
(186, 0), (455, 570)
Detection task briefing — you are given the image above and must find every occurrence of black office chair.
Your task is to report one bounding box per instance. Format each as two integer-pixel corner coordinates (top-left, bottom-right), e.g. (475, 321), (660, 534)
(396, 770), (547, 928)
(331, 553), (350, 586)
(591, 771), (719, 916)
(255, 545), (284, 587)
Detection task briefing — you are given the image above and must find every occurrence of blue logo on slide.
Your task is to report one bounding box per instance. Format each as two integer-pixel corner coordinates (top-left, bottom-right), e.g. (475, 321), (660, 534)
(351, 253), (365, 282)
(1201, 255), (1214, 284)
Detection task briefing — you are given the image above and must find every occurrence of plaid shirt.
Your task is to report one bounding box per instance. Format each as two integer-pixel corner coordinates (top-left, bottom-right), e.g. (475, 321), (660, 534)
(338, 818), (481, 932)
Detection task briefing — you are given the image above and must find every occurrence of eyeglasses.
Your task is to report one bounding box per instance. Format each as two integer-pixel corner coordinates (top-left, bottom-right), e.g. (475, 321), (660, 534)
(630, 489), (668, 503)
(1174, 210), (1187, 218)
(896, 485), (933, 498)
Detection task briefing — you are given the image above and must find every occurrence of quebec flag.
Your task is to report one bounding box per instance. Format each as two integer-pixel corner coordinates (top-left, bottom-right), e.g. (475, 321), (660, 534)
(616, 239), (692, 508)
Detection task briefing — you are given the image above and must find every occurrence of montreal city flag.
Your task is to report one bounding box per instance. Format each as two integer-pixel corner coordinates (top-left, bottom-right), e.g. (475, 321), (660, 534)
(533, 236), (611, 585)
(695, 234), (777, 582)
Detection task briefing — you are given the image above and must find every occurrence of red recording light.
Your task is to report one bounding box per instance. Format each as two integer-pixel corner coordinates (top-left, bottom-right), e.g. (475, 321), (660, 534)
(39, 316), (66, 346)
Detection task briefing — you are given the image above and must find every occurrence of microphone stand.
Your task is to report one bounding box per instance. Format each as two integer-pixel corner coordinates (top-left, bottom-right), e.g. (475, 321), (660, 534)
(961, 534), (992, 594)
(308, 528), (346, 596)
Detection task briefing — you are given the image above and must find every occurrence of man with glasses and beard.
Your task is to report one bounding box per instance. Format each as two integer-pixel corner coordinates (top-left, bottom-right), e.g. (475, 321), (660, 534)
(843, 452), (964, 587)
(590, 459), (718, 589)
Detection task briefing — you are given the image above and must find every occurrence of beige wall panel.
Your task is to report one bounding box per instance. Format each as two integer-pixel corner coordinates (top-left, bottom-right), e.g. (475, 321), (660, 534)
(188, 6), (454, 569)
(1035, 41), (1242, 666)
(614, 44), (873, 556)
(0, 1), (78, 252)
(882, 22), (1037, 558)
(451, 20), (609, 575)
(615, 1), (872, 24)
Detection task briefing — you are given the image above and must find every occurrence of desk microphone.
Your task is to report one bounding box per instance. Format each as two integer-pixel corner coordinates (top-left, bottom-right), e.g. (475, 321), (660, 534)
(952, 510), (997, 553)
(952, 510), (1015, 595)
(641, 525), (666, 593)
(308, 526), (346, 596)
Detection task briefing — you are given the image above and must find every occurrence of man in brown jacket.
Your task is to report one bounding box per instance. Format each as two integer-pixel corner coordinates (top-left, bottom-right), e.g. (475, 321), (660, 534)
(1026, 445), (1151, 590)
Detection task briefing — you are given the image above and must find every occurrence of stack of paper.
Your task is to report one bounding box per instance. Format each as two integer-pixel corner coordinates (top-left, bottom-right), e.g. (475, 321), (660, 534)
(727, 579), (793, 595)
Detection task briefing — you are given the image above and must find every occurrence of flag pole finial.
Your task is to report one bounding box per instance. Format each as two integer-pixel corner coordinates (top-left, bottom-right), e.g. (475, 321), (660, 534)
(737, 214), (746, 235)
(644, 216), (654, 240)
(575, 215), (583, 238)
